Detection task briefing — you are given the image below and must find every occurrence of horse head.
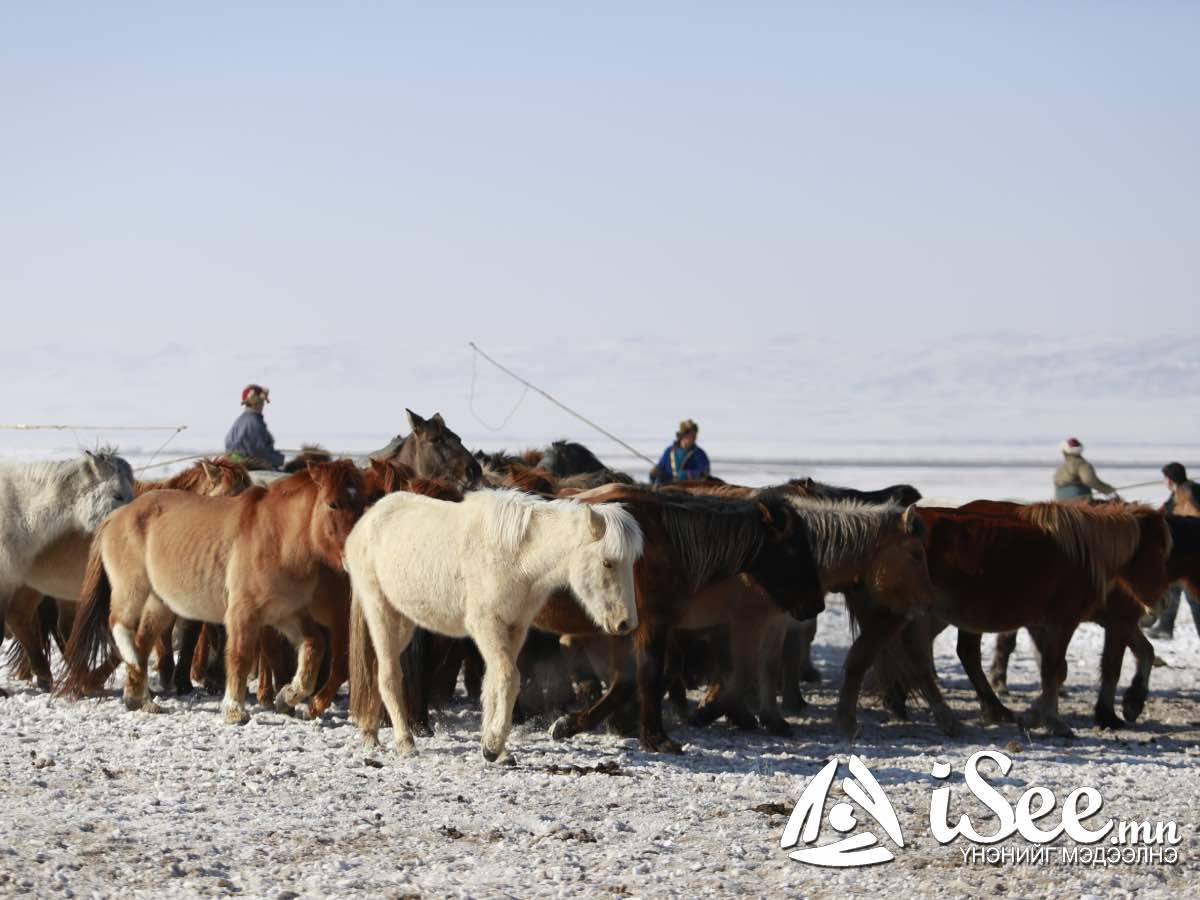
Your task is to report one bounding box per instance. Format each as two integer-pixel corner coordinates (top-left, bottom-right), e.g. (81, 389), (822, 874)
(73, 449), (135, 532)
(745, 493), (826, 621)
(1115, 507), (1173, 611)
(565, 502), (642, 636)
(302, 459), (369, 570)
(861, 504), (935, 613)
(373, 410), (482, 490)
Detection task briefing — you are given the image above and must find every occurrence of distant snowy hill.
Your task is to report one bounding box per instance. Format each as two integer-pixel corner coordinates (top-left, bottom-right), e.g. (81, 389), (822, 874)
(1, 334), (1194, 461)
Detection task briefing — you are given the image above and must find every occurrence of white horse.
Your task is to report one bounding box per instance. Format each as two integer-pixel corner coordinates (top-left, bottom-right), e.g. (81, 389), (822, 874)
(0, 449), (135, 691)
(348, 488), (642, 763)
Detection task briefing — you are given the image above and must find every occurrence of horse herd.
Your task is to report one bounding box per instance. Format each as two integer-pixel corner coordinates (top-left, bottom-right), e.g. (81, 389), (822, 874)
(1, 410), (1197, 764)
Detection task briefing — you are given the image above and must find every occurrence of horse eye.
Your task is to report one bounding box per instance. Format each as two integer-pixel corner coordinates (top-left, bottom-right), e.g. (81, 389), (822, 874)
(602, 560), (614, 569)
(328, 501), (340, 510)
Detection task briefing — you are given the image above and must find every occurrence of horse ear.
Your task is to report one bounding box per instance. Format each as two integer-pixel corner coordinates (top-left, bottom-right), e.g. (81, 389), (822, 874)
(588, 508), (607, 542)
(405, 408), (426, 433)
(429, 412), (446, 431)
(902, 504), (925, 537)
(757, 501), (773, 525)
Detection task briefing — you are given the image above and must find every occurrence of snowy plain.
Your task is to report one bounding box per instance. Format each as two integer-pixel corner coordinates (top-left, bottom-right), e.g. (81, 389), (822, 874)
(2, 333), (1199, 897)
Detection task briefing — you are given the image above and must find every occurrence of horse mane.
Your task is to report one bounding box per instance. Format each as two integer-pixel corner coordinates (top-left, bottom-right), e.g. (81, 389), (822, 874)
(1019, 502), (1145, 592)
(138, 458), (251, 496)
(504, 462), (558, 495)
(476, 489), (643, 561)
(781, 496), (905, 573)
(271, 458), (365, 500)
(652, 494), (771, 593)
(405, 477), (463, 502)
(1, 448), (130, 487)
(521, 448), (544, 466)
(282, 444), (333, 473)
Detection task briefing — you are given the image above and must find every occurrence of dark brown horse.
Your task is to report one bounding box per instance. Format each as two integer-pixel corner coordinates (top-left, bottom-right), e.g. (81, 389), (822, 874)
(864, 502), (1170, 737)
(368, 409), (482, 489)
(533, 485), (825, 752)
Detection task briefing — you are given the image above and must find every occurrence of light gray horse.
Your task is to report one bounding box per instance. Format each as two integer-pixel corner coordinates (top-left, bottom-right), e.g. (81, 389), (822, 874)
(0, 449), (135, 693)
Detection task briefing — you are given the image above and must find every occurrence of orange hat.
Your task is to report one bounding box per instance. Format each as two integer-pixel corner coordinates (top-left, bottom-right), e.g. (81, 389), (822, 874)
(241, 384), (270, 405)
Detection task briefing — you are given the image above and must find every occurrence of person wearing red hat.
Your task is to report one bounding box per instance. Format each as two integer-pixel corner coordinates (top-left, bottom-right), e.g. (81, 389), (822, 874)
(224, 384), (285, 469)
(1052, 437), (1115, 501)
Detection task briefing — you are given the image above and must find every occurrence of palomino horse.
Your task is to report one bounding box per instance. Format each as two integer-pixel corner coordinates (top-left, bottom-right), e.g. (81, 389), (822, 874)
(864, 502), (1170, 737)
(0, 449), (135, 696)
(348, 489), (643, 763)
(59, 461), (367, 723)
(3, 459), (250, 692)
(533, 485), (825, 752)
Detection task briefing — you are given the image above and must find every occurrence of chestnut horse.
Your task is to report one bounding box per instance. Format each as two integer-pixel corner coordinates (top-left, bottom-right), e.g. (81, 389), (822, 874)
(59, 460), (367, 724)
(534, 485), (825, 752)
(987, 511), (1200, 726)
(863, 502), (1171, 737)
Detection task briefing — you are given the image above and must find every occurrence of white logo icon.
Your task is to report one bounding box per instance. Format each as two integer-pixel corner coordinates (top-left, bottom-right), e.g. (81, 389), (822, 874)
(780, 755), (904, 867)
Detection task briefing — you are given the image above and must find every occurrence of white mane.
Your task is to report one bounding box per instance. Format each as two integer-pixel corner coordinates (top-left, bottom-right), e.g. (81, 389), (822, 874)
(473, 489), (643, 560)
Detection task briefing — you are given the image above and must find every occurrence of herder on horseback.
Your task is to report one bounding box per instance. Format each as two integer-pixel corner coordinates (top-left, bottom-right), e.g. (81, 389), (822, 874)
(1052, 437), (1116, 501)
(224, 383), (285, 470)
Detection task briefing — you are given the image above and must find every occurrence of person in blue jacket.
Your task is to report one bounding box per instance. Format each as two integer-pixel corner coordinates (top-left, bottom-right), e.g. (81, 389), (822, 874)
(224, 383), (285, 469)
(650, 419), (710, 484)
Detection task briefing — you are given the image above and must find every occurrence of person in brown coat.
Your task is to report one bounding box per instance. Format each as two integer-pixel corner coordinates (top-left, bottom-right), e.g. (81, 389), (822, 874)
(1052, 437), (1116, 501)
(1146, 462), (1200, 639)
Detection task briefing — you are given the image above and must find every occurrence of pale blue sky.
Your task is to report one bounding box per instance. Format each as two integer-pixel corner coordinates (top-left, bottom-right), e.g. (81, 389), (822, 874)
(2, 3), (1197, 347)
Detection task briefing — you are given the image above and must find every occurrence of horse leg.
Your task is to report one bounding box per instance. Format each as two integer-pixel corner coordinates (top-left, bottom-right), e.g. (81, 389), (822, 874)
(190, 623), (210, 689)
(757, 613), (793, 736)
(309, 602), (350, 719)
(551, 637), (636, 741)
(462, 640), (484, 701)
(221, 604), (262, 725)
(834, 599), (905, 737)
(635, 625), (682, 753)
(1094, 614), (1126, 729)
(989, 630), (1018, 693)
(126, 601), (174, 714)
(0, 586), (12, 697)
(781, 620), (813, 714)
(7, 587), (54, 691)
(956, 629), (1015, 724)
(172, 619), (203, 695)
(1122, 624), (1154, 723)
(469, 617), (526, 764)
(358, 590), (418, 755)
(898, 617), (964, 737)
(689, 622), (759, 733)
(1022, 625), (1075, 738)
(273, 612), (326, 717)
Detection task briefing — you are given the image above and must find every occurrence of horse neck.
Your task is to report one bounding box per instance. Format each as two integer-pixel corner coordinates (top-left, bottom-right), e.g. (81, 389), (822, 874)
(658, 503), (762, 594)
(13, 461), (93, 548)
(519, 507), (582, 596)
(260, 485), (323, 573)
(796, 506), (892, 592)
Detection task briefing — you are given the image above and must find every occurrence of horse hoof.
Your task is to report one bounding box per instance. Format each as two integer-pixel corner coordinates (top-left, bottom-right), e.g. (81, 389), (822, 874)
(396, 738), (418, 758)
(687, 706), (719, 728)
(362, 732), (380, 749)
(834, 714), (859, 739)
(934, 710), (965, 738)
(641, 733), (684, 754)
(142, 699), (167, 715)
(410, 719), (433, 738)
(1122, 691), (1147, 723)
(0, 687), (8, 699)
(123, 695), (144, 712)
(550, 716), (577, 741)
(1094, 703), (1124, 730)
(981, 705), (1016, 726)
(174, 681), (193, 697)
(482, 746), (512, 764)
(781, 696), (808, 715)
(800, 665), (822, 684)
(760, 715), (793, 737)
(223, 705), (250, 726)
(273, 697), (294, 715)
(35, 677), (53, 693)
(292, 703), (314, 721)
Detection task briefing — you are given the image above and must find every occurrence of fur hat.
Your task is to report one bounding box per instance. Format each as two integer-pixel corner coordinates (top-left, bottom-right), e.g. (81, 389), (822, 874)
(677, 418), (699, 438)
(1060, 437), (1083, 456)
(1163, 462), (1187, 484)
(241, 384), (270, 406)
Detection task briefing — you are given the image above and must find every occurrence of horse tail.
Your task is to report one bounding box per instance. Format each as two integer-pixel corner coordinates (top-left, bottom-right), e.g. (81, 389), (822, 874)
(348, 579), (382, 735)
(56, 536), (116, 698)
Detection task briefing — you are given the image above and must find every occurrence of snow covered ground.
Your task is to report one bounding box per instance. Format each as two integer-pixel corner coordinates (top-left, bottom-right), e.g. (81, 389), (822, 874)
(2, 597), (1199, 898)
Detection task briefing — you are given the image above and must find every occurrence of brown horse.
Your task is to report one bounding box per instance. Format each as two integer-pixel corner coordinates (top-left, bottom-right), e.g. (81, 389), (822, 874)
(367, 409), (482, 489)
(59, 460), (367, 724)
(533, 485), (825, 752)
(864, 502), (1171, 737)
(988, 511), (1200, 726)
(3, 459), (251, 692)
